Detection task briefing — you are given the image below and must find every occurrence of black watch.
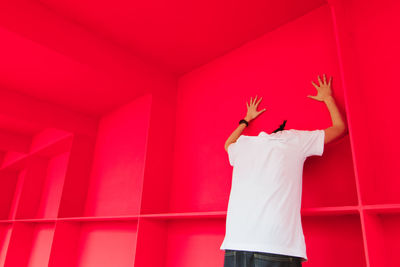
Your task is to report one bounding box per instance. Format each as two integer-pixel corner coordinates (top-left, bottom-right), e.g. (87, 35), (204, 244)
(239, 119), (249, 127)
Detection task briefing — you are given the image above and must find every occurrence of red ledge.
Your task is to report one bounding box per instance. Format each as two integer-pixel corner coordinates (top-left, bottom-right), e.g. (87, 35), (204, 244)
(362, 204), (400, 214)
(0, 134), (73, 170)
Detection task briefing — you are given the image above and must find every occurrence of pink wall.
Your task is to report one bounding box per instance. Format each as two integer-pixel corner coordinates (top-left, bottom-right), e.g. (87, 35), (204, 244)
(329, 1), (400, 266)
(84, 94), (152, 217)
(171, 4), (355, 213)
(330, 0), (400, 205)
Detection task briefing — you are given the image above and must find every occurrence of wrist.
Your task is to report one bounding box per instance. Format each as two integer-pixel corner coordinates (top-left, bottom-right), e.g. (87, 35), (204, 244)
(323, 95), (334, 103)
(244, 116), (252, 122)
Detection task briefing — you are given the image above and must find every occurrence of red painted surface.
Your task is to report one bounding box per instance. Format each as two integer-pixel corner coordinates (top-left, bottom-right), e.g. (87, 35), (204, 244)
(0, 0), (398, 267)
(329, 1), (400, 266)
(37, 0), (325, 75)
(172, 5), (352, 214)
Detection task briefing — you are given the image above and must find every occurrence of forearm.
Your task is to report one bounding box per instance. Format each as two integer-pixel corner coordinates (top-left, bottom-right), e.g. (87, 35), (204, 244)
(224, 116), (251, 150)
(225, 95), (265, 151)
(324, 96), (346, 129)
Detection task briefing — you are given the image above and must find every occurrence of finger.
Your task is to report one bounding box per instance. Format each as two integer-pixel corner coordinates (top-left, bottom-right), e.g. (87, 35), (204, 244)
(317, 75), (323, 86)
(311, 81), (319, 90)
(254, 95), (258, 105)
(250, 97), (253, 106)
(323, 74), (327, 85)
(328, 76), (332, 87)
(258, 108), (266, 115)
(246, 101), (249, 109)
(256, 96), (262, 106)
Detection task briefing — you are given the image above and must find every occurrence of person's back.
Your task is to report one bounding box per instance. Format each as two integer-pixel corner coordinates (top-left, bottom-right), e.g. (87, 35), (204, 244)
(222, 75), (347, 267)
(220, 129), (325, 262)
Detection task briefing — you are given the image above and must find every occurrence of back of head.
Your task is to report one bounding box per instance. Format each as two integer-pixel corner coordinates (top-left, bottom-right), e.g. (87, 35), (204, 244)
(271, 120), (287, 134)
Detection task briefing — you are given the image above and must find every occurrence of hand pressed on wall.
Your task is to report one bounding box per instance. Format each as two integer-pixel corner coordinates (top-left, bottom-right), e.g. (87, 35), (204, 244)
(244, 95), (266, 122)
(308, 74), (333, 102)
(306, 74), (347, 144)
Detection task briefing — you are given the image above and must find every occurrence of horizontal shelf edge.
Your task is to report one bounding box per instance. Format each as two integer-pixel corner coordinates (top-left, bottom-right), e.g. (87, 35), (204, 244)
(0, 134), (73, 171)
(140, 207), (361, 220)
(362, 203), (400, 214)
(140, 211), (226, 220)
(301, 205), (360, 216)
(0, 218), (57, 223)
(57, 215), (140, 222)
(6, 205), (399, 223)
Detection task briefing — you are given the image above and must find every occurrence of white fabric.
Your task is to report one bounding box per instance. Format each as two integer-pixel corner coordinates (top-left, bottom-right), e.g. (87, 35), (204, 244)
(220, 129), (325, 262)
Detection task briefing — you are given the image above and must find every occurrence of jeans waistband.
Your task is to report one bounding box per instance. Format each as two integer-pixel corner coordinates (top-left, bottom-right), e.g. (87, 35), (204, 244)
(225, 249), (303, 262)
(254, 251), (302, 262)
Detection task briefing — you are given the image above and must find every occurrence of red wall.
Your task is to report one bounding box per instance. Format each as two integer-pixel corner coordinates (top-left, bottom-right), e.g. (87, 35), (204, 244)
(330, 0), (400, 266)
(331, 0), (400, 204)
(172, 4), (356, 212)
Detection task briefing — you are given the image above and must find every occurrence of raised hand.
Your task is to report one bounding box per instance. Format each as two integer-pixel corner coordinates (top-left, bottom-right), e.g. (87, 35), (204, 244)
(308, 74), (333, 102)
(245, 95), (266, 122)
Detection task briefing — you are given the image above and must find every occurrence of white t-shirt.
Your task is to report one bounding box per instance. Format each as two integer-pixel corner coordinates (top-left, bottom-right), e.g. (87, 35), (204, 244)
(220, 129), (325, 262)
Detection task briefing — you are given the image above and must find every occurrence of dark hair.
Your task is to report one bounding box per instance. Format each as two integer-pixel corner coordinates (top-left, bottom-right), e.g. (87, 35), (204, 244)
(272, 120), (287, 133)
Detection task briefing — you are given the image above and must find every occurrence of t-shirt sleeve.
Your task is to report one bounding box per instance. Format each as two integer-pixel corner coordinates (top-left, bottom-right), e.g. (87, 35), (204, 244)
(227, 139), (241, 166)
(296, 129), (325, 157)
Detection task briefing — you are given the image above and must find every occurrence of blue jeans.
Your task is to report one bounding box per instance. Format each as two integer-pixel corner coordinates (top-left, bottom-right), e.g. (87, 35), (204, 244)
(223, 249), (303, 267)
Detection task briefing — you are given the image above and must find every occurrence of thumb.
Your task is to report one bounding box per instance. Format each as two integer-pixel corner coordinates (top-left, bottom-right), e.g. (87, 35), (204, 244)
(307, 95), (316, 100)
(259, 108), (266, 114)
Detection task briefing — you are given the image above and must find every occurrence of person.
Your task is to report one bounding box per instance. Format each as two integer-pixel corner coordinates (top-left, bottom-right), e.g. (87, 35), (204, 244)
(221, 75), (347, 267)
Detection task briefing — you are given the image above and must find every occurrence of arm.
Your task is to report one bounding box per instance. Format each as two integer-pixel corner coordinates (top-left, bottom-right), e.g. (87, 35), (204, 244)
(308, 75), (347, 144)
(224, 95), (266, 152)
(323, 95), (347, 144)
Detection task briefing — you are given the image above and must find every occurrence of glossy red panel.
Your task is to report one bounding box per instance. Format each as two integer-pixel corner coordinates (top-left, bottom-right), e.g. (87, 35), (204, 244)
(49, 221), (138, 267)
(171, 5), (352, 213)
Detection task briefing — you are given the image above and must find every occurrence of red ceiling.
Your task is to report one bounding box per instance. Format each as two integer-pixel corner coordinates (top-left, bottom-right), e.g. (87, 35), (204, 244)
(38, 0), (326, 75)
(0, 0), (326, 117)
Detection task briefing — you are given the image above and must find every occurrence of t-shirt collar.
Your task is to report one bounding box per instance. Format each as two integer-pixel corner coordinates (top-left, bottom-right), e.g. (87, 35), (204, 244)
(258, 131), (286, 140)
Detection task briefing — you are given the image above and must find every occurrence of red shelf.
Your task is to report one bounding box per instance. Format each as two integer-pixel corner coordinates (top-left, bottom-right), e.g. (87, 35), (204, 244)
(0, 131), (73, 171)
(0, 170), (20, 220)
(361, 212), (400, 267)
(140, 211), (226, 220)
(0, 223), (12, 267)
(302, 214), (367, 267)
(57, 216), (140, 222)
(363, 204), (400, 214)
(302, 135), (359, 208)
(0, 1), (399, 266)
(301, 205), (360, 216)
(49, 221), (138, 267)
(135, 218), (225, 267)
(4, 222), (56, 267)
